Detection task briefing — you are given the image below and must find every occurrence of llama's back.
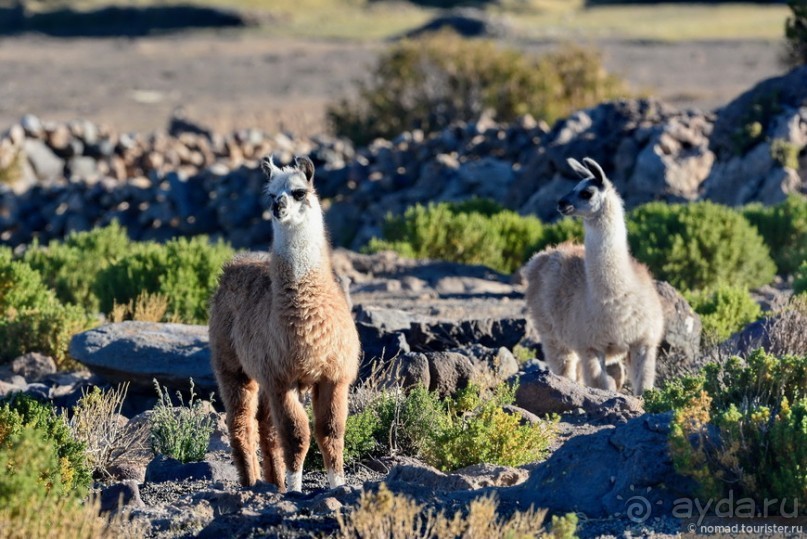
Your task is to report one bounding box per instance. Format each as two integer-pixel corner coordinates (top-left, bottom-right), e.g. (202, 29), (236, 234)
(209, 252), (274, 373)
(524, 242), (587, 341)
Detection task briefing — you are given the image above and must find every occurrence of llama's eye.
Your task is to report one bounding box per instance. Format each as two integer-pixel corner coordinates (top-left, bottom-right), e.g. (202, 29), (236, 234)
(579, 189), (593, 200)
(291, 190), (307, 201)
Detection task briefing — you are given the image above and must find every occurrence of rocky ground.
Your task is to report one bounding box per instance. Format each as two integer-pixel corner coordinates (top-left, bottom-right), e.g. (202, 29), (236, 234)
(0, 250), (798, 538)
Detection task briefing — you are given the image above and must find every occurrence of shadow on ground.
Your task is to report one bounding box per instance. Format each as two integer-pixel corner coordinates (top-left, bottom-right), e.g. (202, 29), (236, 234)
(0, 3), (252, 37)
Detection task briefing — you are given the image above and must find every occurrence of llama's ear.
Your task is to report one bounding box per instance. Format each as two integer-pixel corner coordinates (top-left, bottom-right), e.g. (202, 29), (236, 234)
(260, 155), (281, 179)
(582, 157), (607, 187)
(567, 158), (592, 179)
(295, 155), (315, 184)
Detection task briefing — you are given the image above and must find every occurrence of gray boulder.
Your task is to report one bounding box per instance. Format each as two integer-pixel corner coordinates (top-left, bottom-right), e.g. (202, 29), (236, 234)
(69, 321), (215, 393)
(11, 352), (56, 382)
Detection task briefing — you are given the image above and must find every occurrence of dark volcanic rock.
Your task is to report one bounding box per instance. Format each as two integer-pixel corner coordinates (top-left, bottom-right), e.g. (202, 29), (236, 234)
(406, 318), (528, 353)
(499, 413), (695, 519)
(145, 454), (238, 484)
(513, 367), (643, 423)
(655, 280), (702, 384)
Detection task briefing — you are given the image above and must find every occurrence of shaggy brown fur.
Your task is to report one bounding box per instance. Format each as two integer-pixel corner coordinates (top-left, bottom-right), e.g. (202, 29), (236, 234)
(209, 156), (359, 491)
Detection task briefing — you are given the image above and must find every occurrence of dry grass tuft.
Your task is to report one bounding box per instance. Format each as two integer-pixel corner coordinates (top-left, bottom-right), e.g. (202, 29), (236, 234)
(337, 484), (574, 539)
(67, 383), (149, 479)
(110, 291), (171, 323)
(0, 493), (148, 539)
(765, 294), (807, 357)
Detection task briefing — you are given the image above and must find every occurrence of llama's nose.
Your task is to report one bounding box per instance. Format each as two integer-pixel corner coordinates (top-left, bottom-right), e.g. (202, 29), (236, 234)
(558, 198), (574, 215)
(272, 194), (288, 218)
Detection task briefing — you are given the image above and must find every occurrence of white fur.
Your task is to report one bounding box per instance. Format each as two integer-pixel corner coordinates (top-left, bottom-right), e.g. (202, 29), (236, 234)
(265, 160), (328, 281)
(286, 470), (303, 493)
(327, 469), (345, 488)
(524, 157), (665, 395)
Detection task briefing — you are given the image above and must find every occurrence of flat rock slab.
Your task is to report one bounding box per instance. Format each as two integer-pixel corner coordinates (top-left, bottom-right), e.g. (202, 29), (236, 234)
(69, 321), (214, 393)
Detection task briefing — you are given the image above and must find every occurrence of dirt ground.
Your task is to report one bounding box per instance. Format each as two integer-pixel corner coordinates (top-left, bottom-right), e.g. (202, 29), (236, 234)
(0, 32), (784, 136)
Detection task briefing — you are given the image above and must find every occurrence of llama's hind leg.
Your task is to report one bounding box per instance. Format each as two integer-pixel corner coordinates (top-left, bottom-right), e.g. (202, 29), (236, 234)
(313, 380), (349, 489)
(216, 369), (260, 486)
(541, 338), (580, 382)
(627, 343), (657, 395)
(269, 386), (311, 493)
(605, 355), (626, 391)
(581, 350), (617, 391)
(257, 390), (284, 487)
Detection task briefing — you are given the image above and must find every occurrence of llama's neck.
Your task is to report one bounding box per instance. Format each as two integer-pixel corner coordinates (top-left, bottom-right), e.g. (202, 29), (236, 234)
(271, 211), (330, 282)
(583, 193), (636, 296)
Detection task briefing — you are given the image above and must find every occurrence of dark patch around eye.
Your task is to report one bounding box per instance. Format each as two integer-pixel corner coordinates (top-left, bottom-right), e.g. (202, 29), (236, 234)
(292, 190), (307, 201)
(579, 189), (594, 200)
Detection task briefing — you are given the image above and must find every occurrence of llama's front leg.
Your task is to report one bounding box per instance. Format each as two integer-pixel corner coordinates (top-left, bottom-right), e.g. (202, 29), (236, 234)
(216, 370), (260, 487)
(269, 386), (310, 493)
(581, 350), (617, 391)
(542, 339), (580, 382)
(628, 343), (657, 395)
(257, 390), (284, 487)
(313, 380), (350, 489)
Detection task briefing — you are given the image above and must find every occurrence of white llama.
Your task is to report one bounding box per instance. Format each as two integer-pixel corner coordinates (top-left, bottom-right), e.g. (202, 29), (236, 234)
(209, 156), (360, 492)
(523, 157), (664, 394)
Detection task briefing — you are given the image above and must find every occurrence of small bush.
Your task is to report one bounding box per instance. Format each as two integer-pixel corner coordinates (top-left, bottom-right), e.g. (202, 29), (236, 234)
(532, 217), (583, 252)
(421, 383), (557, 471)
(0, 255), (92, 366)
(743, 195), (807, 275)
(627, 201), (776, 292)
(68, 384), (149, 479)
(366, 200), (543, 273)
(784, 0), (807, 68)
(0, 393), (91, 495)
(110, 291), (171, 324)
(95, 236), (233, 324)
(150, 379), (215, 463)
(796, 261), (807, 295)
(644, 349), (807, 508)
(337, 483), (577, 539)
(328, 32), (626, 145)
(0, 426), (143, 539)
(686, 285), (762, 343)
(22, 222), (131, 313)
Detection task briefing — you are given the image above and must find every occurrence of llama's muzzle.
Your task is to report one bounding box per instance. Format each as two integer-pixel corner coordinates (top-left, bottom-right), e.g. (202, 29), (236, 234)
(558, 198), (574, 216)
(272, 194), (288, 218)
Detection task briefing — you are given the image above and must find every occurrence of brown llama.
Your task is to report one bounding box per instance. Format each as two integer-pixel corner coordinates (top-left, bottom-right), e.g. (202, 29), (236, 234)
(209, 155), (360, 492)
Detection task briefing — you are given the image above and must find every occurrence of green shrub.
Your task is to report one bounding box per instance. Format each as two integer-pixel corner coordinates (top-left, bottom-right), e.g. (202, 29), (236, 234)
(796, 261), (807, 295)
(328, 32), (626, 145)
(644, 349), (807, 508)
(743, 195), (807, 275)
(365, 200), (543, 273)
(94, 236), (233, 324)
(784, 0), (807, 68)
(0, 394), (91, 496)
(421, 382), (556, 472)
(533, 217), (583, 252)
(686, 284), (762, 343)
(0, 256), (92, 366)
(150, 380), (214, 463)
(627, 201), (776, 292)
(309, 383), (555, 472)
(22, 222), (131, 313)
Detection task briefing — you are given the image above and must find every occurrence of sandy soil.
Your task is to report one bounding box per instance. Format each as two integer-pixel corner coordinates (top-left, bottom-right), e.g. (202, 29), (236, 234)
(0, 32), (784, 136)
